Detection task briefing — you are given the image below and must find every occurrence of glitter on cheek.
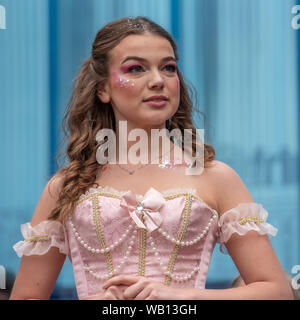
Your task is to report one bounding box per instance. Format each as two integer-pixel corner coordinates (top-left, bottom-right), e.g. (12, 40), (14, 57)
(112, 70), (135, 88)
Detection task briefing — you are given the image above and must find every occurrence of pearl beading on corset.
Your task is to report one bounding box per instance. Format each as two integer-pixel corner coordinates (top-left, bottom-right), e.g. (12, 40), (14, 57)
(148, 235), (200, 282)
(70, 208), (217, 254)
(70, 205), (218, 282)
(69, 217), (135, 253)
(83, 229), (138, 280)
(157, 210), (218, 246)
(145, 211), (217, 283)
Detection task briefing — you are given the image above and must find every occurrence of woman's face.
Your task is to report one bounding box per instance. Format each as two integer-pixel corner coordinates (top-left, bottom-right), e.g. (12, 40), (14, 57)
(99, 33), (180, 131)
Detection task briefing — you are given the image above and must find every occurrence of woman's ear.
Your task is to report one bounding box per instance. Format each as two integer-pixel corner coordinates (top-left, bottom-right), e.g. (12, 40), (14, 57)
(97, 82), (111, 103)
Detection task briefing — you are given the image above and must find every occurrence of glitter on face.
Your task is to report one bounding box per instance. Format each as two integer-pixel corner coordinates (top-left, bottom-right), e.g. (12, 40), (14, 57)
(112, 70), (135, 88)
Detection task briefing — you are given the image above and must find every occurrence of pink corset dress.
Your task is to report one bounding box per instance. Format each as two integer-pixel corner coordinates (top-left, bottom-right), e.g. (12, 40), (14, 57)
(13, 186), (277, 300)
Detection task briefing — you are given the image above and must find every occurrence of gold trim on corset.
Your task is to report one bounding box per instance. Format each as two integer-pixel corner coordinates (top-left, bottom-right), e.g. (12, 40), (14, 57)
(77, 188), (215, 215)
(138, 212), (147, 276)
(78, 191), (121, 205)
(91, 194), (115, 277)
(164, 194), (192, 286)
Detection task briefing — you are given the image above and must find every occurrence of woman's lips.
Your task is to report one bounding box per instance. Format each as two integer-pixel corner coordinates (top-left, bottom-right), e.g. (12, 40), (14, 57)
(143, 100), (168, 107)
(143, 95), (169, 107)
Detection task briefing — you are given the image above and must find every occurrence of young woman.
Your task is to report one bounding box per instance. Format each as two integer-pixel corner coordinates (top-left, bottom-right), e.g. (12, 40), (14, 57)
(10, 17), (293, 300)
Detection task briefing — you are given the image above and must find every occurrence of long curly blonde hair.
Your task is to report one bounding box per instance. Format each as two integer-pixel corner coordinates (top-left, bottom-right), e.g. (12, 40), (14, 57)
(49, 16), (215, 222)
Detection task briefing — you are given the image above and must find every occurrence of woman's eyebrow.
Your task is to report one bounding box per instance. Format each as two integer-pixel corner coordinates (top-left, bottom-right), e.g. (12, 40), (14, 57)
(121, 56), (176, 64)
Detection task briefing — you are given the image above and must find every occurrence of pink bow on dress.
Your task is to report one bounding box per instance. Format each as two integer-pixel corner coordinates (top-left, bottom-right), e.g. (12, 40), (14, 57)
(120, 188), (165, 233)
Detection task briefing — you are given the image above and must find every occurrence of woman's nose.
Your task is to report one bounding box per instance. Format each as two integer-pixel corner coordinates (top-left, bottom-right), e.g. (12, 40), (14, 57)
(148, 70), (164, 89)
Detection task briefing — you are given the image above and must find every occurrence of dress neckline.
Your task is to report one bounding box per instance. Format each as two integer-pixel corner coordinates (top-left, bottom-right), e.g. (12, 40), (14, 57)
(78, 185), (219, 216)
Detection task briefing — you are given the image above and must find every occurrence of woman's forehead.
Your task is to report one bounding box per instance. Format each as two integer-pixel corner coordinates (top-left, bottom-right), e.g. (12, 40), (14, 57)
(109, 34), (175, 63)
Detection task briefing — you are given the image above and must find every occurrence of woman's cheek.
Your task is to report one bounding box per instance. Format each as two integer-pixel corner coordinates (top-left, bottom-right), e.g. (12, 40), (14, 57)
(172, 76), (180, 107)
(172, 75), (180, 94)
(176, 76), (180, 90)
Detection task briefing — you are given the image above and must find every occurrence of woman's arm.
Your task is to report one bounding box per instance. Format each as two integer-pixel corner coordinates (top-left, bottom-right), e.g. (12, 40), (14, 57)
(193, 160), (293, 299)
(10, 248), (66, 300)
(185, 232), (294, 299)
(10, 174), (66, 300)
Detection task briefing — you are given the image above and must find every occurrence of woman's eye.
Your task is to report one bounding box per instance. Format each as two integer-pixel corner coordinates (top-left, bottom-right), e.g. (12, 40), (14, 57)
(127, 65), (145, 73)
(163, 64), (177, 73)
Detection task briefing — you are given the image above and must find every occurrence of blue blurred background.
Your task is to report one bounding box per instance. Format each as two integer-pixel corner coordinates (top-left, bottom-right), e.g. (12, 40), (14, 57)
(0, 0), (299, 299)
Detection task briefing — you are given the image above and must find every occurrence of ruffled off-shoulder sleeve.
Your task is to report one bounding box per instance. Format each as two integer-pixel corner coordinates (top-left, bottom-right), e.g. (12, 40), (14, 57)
(217, 202), (278, 254)
(13, 220), (68, 258)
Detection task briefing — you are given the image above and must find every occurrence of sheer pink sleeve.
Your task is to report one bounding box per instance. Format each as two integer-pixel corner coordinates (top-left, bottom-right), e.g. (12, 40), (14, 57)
(13, 220), (69, 257)
(217, 202), (278, 254)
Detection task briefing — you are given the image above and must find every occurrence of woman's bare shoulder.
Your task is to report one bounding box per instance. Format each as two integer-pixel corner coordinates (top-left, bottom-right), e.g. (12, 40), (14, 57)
(47, 171), (65, 198)
(202, 159), (236, 184)
(203, 160), (254, 215)
(30, 172), (65, 225)
(204, 159), (234, 173)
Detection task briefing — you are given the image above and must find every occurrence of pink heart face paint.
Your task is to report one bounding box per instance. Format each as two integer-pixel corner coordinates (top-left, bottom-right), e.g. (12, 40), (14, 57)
(112, 70), (135, 88)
